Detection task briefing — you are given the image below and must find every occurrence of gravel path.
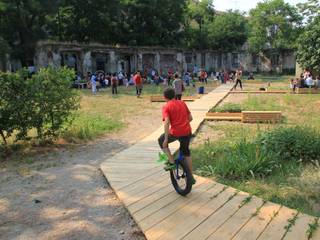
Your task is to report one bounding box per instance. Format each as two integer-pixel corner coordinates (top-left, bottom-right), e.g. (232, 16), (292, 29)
(0, 108), (162, 240)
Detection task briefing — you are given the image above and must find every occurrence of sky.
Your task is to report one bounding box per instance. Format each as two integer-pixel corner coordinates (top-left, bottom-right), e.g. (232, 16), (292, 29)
(214, 0), (308, 13)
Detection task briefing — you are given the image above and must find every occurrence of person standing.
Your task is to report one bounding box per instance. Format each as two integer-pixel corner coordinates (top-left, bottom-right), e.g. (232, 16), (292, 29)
(134, 71), (143, 97)
(234, 68), (243, 90)
(172, 74), (184, 100)
(111, 73), (118, 95)
(91, 73), (97, 94)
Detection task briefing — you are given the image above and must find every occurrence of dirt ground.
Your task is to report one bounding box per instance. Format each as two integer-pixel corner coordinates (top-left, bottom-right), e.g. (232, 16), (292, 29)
(0, 103), (163, 240)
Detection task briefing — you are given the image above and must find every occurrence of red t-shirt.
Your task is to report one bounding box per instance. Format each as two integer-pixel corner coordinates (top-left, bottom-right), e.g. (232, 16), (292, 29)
(134, 74), (142, 85)
(162, 100), (192, 137)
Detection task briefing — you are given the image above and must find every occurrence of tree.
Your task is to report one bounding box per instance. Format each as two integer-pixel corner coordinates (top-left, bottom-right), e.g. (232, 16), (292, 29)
(297, 0), (320, 23)
(296, 16), (320, 72)
(48, 0), (121, 44)
(207, 11), (248, 51)
(248, 0), (302, 53)
(118, 0), (186, 46)
(184, 0), (215, 49)
(0, 0), (57, 66)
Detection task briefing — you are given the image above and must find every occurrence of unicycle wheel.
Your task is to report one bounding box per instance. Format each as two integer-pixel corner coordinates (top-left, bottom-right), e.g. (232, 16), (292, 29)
(170, 159), (192, 196)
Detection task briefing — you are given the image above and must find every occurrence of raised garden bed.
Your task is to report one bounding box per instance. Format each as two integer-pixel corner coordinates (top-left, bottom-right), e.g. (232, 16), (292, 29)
(296, 88), (320, 94)
(205, 111), (282, 123)
(231, 90), (289, 94)
(150, 95), (200, 102)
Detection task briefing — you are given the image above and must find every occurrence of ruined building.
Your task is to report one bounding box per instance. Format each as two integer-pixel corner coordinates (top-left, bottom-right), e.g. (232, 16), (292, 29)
(3, 41), (296, 75)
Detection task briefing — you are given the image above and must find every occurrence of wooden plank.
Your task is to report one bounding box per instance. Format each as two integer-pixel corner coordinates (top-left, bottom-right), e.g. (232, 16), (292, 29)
(183, 191), (249, 240)
(121, 177), (171, 207)
(207, 197), (264, 240)
(144, 183), (227, 240)
(159, 185), (236, 240)
(133, 177), (209, 223)
(138, 179), (215, 231)
(128, 183), (174, 214)
(283, 213), (316, 240)
(232, 202), (281, 240)
(109, 167), (164, 190)
(257, 206), (298, 240)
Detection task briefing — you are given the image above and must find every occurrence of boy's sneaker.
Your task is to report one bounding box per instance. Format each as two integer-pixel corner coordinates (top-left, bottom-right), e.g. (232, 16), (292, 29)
(164, 161), (175, 171)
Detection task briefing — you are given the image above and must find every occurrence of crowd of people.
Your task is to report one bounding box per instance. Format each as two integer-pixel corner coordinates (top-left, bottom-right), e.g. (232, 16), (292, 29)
(290, 69), (320, 91)
(75, 66), (245, 97)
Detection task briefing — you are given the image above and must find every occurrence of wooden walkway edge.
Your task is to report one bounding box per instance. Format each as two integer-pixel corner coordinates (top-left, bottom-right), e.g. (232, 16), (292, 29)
(100, 83), (319, 240)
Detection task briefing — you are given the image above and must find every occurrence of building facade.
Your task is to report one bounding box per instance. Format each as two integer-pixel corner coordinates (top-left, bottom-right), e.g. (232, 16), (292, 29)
(3, 41), (296, 75)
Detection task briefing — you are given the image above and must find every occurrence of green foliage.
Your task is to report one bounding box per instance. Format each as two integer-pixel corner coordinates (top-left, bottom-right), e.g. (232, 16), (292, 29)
(256, 127), (320, 163)
(296, 16), (320, 72)
(194, 139), (277, 179)
(0, 70), (33, 144)
(207, 11), (248, 51)
(63, 113), (121, 141)
(210, 103), (242, 112)
(248, 0), (302, 53)
(297, 0), (320, 23)
(0, 0), (57, 65)
(29, 67), (79, 140)
(0, 67), (79, 144)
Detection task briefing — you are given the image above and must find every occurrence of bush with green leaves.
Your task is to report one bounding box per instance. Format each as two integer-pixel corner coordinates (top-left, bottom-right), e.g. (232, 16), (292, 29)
(0, 70), (33, 144)
(30, 67), (79, 140)
(256, 126), (320, 163)
(210, 103), (242, 113)
(0, 67), (79, 144)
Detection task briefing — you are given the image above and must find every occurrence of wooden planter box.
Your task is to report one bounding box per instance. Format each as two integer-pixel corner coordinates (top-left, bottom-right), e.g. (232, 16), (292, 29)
(205, 112), (242, 121)
(241, 111), (282, 123)
(295, 88), (320, 94)
(205, 111), (282, 123)
(231, 90), (289, 94)
(150, 95), (200, 102)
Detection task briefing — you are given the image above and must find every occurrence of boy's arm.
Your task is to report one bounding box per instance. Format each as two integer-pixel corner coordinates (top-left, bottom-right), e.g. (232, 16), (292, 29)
(188, 113), (193, 122)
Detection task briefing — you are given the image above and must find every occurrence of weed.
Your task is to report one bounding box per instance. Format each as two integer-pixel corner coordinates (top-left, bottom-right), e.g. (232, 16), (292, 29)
(284, 213), (298, 231)
(307, 218), (319, 239)
(239, 196), (252, 208)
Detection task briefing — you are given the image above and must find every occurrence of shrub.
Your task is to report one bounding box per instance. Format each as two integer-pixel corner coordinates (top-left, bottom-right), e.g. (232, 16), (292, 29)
(30, 67), (79, 140)
(210, 103), (242, 113)
(256, 127), (320, 163)
(0, 69), (34, 144)
(0, 67), (79, 144)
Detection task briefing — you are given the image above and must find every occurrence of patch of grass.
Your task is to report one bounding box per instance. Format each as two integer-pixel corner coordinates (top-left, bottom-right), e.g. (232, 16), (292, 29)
(307, 218), (319, 239)
(210, 103), (242, 113)
(242, 95), (283, 111)
(63, 113), (122, 142)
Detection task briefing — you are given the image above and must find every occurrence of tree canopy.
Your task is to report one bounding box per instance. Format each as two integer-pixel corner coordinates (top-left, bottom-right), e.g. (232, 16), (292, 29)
(248, 0), (302, 53)
(0, 0), (307, 66)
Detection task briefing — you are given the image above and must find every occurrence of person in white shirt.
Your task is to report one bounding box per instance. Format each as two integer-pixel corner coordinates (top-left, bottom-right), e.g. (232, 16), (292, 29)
(305, 74), (314, 88)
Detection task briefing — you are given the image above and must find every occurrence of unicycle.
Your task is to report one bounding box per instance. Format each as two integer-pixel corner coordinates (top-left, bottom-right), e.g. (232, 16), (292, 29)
(170, 150), (193, 196)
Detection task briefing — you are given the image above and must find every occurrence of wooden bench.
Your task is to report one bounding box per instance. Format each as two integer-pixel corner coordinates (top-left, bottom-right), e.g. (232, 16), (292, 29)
(205, 112), (242, 121)
(150, 95), (200, 102)
(295, 88), (320, 94)
(241, 111), (282, 123)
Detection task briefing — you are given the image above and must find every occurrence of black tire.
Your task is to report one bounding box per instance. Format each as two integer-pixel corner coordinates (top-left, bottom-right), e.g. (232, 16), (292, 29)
(170, 159), (192, 196)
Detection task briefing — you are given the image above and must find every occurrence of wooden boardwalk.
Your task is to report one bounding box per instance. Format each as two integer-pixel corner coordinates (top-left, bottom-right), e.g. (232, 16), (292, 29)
(100, 84), (319, 240)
